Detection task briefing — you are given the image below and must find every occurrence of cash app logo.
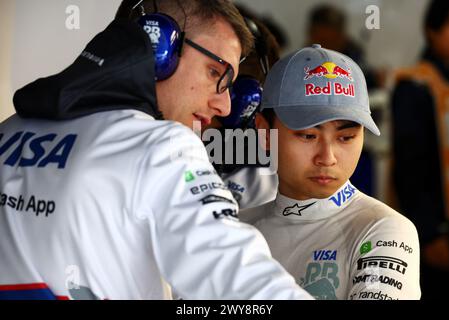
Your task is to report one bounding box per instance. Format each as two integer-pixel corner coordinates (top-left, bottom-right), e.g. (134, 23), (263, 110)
(184, 171), (195, 182)
(360, 241), (372, 255)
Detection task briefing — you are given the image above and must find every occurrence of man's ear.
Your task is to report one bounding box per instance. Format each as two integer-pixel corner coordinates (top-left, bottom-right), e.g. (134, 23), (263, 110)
(255, 113), (271, 151)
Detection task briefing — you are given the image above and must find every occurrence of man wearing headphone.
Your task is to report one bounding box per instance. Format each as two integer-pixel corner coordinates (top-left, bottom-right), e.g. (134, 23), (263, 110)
(0, 0), (312, 300)
(204, 7), (281, 209)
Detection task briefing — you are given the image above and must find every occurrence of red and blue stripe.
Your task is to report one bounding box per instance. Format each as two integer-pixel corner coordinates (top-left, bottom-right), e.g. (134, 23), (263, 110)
(0, 283), (68, 300)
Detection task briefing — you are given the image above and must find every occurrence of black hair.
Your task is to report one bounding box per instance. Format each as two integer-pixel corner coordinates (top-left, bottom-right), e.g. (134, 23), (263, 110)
(234, 4), (280, 83)
(308, 4), (346, 31)
(260, 16), (288, 50)
(424, 0), (449, 32)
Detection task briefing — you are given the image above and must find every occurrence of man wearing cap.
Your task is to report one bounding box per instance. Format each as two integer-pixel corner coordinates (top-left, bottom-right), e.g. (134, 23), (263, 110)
(240, 45), (421, 300)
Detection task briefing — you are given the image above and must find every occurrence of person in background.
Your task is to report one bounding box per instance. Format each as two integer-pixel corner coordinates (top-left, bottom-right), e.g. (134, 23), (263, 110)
(391, 0), (449, 300)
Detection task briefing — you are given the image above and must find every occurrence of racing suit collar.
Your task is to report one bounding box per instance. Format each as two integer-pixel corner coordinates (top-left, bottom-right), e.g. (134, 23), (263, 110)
(274, 180), (358, 221)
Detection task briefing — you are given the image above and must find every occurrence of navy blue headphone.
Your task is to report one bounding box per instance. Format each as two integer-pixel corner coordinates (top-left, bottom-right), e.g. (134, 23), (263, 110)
(220, 76), (263, 128)
(133, 0), (268, 127)
(134, 0), (185, 80)
(218, 17), (269, 129)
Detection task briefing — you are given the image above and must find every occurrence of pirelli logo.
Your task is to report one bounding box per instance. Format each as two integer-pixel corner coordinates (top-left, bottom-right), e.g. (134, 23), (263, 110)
(357, 256), (408, 275)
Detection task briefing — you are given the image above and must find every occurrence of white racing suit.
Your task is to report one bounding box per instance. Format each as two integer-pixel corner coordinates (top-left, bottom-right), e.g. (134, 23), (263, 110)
(241, 181), (421, 300)
(0, 110), (313, 300)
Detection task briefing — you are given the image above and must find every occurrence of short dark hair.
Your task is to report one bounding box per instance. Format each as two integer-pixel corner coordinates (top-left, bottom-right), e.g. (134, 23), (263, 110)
(235, 4), (280, 83)
(115, 0), (254, 57)
(260, 16), (288, 51)
(308, 4), (346, 31)
(424, 0), (449, 33)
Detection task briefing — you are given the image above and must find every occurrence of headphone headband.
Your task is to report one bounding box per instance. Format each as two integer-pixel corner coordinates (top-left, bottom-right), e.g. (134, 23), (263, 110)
(244, 17), (269, 75)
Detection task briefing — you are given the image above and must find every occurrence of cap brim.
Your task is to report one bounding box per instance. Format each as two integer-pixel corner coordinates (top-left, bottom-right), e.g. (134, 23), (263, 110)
(273, 104), (381, 136)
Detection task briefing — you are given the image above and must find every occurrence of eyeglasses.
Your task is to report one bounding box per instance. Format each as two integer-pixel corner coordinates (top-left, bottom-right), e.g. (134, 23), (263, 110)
(185, 38), (235, 94)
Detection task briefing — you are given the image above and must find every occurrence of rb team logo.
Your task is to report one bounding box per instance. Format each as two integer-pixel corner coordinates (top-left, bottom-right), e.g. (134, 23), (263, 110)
(303, 62), (355, 97)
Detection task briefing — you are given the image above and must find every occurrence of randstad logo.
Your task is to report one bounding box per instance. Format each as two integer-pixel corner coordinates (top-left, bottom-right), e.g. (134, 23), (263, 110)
(329, 183), (356, 207)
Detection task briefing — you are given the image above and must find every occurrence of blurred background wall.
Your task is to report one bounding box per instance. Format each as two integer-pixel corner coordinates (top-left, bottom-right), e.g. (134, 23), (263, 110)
(0, 0), (15, 121)
(241, 0), (429, 68)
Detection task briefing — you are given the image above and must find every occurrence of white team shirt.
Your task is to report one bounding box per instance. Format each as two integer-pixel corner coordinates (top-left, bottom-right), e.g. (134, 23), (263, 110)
(0, 110), (313, 300)
(241, 181), (421, 300)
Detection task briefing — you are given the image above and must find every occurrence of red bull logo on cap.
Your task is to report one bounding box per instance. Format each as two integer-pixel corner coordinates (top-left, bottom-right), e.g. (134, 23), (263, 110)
(304, 61), (355, 98)
(304, 62), (353, 81)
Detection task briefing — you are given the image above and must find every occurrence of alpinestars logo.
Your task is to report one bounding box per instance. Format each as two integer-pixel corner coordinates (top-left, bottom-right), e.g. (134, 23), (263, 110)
(282, 202), (316, 216)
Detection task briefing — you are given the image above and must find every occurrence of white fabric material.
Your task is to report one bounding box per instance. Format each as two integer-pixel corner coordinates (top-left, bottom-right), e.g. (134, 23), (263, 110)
(221, 167), (278, 210)
(241, 181), (421, 300)
(0, 110), (313, 300)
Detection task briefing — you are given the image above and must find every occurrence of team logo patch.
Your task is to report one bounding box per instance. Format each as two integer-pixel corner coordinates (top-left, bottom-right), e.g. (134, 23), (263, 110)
(304, 62), (353, 81)
(141, 19), (161, 44)
(304, 62), (355, 98)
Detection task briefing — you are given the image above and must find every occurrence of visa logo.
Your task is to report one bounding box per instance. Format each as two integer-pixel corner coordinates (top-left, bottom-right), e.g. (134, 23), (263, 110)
(0, 131), (77, 169)
(313, 250), (337, 261)
(329, 183), (356, 207)
(227, 181), (245, 193)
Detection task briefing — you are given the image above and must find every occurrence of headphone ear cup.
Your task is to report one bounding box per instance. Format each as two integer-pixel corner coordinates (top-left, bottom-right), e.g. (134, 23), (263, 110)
(219, 76), (263, 129)
(138, 13), (182, 80)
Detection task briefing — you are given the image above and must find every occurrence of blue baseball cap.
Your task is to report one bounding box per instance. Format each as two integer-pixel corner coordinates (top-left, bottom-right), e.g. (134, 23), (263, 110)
(261, 44), (380, 136)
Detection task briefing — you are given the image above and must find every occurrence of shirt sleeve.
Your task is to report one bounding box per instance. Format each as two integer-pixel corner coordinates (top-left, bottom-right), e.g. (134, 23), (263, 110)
(347, 213), (421, 300)
(134, 123), (313, 300)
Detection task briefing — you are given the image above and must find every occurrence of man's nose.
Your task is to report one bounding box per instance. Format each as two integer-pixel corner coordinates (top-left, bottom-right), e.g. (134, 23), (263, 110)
(314, 141), (337, 167)
(209, 90), (231, 117)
